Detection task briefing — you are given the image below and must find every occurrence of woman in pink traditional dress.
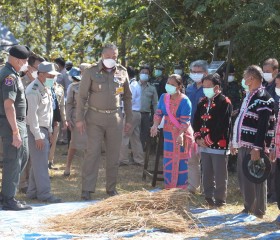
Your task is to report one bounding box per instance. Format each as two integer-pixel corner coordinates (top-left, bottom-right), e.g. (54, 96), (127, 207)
(150, 74), (193, 189)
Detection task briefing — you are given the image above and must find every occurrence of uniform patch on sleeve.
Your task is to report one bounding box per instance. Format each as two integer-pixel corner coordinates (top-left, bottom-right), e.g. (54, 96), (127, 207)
(4, 75), (15, 86)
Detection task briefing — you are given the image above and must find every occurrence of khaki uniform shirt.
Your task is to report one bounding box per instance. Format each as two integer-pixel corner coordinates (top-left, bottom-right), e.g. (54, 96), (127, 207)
(76, 61), (132, 124)
(25, 78), (53, 140)
(53, 82), (66, 122)
(66, 82), (79, 125)
(140, 82), (158, 113)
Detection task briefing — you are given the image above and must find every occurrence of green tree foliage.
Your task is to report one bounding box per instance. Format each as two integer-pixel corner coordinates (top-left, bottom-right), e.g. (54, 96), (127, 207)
(1, 0), (280, 73)
(0, 0), (103, 63)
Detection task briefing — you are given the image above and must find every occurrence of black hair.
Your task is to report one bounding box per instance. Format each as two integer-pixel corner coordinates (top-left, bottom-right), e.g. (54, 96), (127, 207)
(54, 57), (65, 68)
(127, 66), (135, 79)
(28, 54), (45, 66)
(202, 73), (221, 87)
(168, 74), (184, 93)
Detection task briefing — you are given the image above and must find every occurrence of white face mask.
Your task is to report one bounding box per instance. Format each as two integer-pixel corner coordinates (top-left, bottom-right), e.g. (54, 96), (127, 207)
(190, 73), (204, 83)
(19, 61), (28, 72)
(174, 69), (183, 75)
(103, 59), (116, 69)
(228, 75), (235, 82)
(203, 87), (215, 98)
(263, 73), (274, 82)
(275, 87), (280, 96)
(31, 71), (38, 79)
(139, 73), (149, 81)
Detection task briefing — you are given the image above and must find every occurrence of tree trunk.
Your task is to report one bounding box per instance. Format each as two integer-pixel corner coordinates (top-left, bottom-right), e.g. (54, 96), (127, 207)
(46, 0), (52, 57)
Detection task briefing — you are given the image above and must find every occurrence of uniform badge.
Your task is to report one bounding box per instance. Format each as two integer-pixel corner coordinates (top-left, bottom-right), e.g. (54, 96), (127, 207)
(115, 86), (124, 95)
(4, 76), (15, 86)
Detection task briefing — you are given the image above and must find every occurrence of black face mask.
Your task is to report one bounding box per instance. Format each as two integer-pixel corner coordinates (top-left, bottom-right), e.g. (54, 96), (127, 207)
(19, 71), (26, 77)
(66, 66), (72, 71)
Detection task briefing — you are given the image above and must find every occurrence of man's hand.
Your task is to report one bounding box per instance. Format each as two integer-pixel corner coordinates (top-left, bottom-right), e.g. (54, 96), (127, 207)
(196, 138), (207, 147)
(76, 121), (85, 134)
(176, 134), (184, 146)
(62, 121), (68, 130)
(12, 134), (22, 149)
(250, 148), (260, 161)
(124, 123), (132, 134)
(35, 139), (44, 150)
(150, 125), (158, 137)
(230, 145), (238, 155)
(269, 149), (276, 162)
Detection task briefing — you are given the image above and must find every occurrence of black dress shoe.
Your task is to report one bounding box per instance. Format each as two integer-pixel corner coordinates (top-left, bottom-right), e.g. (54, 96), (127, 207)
(2, 198), (32, 211)
(19, 187), (28, 194)
(106, 190), (119, 197)
(215, 200), (226, 208)
(48, 162), (58, 170)
(205, 197), (215, 207)
(81, 191), (91, 200)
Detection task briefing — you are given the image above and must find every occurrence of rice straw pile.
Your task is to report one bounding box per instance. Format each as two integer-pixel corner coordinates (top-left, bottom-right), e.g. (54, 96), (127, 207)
(45, 189), (196, 234)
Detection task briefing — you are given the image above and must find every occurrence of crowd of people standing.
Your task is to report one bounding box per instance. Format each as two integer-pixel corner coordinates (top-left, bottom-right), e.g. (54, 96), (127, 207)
(0, 43), (279, 222)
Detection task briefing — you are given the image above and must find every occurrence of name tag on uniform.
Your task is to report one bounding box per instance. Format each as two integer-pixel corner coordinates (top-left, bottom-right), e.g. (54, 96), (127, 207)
(116, 86), (124, 95)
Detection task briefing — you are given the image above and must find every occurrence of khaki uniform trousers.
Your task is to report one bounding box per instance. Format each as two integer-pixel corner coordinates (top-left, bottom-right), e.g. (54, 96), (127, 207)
(188, 151), (201, 193)
(83, 109), (123, 192)
(48, 122), (60, 162)
(237, 147), (267, 215)
(119, 111), (144, 164)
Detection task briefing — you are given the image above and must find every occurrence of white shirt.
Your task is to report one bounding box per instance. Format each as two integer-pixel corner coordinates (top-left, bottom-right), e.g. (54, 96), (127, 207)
(130, 78), (141, 111)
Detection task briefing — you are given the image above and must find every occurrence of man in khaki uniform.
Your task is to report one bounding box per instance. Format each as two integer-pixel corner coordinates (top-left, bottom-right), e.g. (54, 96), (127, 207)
(76, 43), (132, 200)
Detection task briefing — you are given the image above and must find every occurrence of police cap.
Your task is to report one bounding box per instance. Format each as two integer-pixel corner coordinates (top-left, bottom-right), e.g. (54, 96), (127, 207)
(9, 45), (30, 59)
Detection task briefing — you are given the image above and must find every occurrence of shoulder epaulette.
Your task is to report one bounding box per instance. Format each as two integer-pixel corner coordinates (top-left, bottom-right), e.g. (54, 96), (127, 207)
(89, 63), (98, 68)
(117, 64), (127, 71)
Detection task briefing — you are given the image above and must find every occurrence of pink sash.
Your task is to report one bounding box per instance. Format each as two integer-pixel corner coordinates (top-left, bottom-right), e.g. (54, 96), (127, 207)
(276, 104), (280, 158)
(164, 94), (196, 158)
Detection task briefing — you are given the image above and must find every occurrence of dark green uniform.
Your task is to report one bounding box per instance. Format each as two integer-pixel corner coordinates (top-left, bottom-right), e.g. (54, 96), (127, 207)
(0, 62), (28, 199)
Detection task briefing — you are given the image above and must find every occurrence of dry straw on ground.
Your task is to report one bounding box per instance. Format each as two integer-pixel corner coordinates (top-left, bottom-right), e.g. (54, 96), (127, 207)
(45, 189), (197, 234)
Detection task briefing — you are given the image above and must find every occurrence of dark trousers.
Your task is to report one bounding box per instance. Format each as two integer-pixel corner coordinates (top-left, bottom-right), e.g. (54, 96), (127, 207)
(140, 112), (151, 151)
(237, 147), (267, 215)
(0, 119), (28, 199)
(275, 158), (280, 209)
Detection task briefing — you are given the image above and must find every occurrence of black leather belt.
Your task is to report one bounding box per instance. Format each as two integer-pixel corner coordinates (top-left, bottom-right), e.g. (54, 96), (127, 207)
(40, 126), (48, 131)
(0, 115), (25, 121)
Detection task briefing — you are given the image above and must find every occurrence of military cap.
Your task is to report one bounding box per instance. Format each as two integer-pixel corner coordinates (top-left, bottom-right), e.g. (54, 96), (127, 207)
(9, 45), (30, 59)
(68, 67), (81, 81)
(38, 61), (60, 75)
(242, 151), (271, 184)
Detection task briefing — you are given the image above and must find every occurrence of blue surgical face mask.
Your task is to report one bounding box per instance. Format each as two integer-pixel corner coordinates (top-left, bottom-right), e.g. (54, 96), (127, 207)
(241, 79), (249, 91)
(154, 69), (162, 77)
(165, 83), (177, 95)
(203, 87), (215, 99)
(140, 73), (149, 81)
(45, 77), (55, 88)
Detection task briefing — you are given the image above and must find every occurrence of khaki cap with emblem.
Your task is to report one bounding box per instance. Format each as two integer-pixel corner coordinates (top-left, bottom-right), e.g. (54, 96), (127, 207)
(38, 61), (60, 75)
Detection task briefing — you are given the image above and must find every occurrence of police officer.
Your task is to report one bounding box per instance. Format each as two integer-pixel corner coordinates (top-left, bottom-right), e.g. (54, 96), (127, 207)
(64, 67), (87, 176)
(76, 43), (132, 200)
(25, 61), (61, 203)
(0, 45), (32, 210)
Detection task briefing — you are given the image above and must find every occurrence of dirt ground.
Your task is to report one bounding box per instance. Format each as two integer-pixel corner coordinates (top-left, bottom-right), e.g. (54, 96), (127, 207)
(1, 144), (280, 239)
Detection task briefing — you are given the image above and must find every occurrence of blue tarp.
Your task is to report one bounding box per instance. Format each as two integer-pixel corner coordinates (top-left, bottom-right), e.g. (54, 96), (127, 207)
(0, 201), (279, 239)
